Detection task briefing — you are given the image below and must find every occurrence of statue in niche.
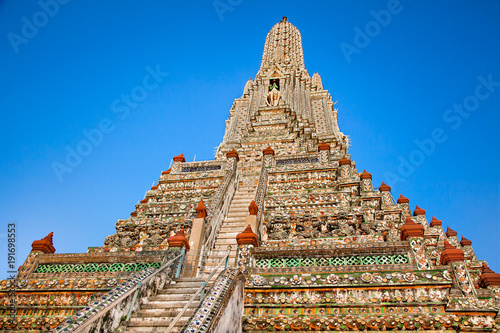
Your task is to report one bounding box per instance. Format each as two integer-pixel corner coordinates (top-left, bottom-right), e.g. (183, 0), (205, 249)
(266, 79), (281, 106)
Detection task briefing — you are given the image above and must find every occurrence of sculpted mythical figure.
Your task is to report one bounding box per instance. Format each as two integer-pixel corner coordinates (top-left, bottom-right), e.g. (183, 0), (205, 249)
(266, 84), (281, 106)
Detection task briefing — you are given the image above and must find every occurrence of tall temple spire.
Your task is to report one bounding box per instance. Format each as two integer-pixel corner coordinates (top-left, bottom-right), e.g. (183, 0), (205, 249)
(216, 17), (344, 161)
(259, 16), (305, 71)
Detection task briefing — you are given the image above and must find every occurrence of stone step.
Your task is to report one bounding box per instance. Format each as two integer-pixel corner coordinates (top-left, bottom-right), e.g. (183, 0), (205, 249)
(160, 287), (200, 294)
(133, 307), (196, 318)
(145, 294), (194, 303)
(219, 227), (246, 233)
(224, 215), (247, 219)
(126, 317), (189, 327)
(166, 281), (202, 288)
(226, 207), (249, 212)
(175, 277), (205, 282)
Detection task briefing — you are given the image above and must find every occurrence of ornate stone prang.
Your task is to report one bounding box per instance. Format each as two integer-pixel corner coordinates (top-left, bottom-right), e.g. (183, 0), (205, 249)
(478, 262), (500, 287)
(248, 200), (258, 216)
(400, 216), (424, 240)
(236, 225), (258, 247)
(339, 158), (351, 166)
(379, 182), (391, 192)
(446, 226), (457, 238)
(460, 236), (472, 246)
(359, 170), (372, 179)
(413, 205), (426, 216)
(440, 239), (464, 265)
(430, 216), (442, 227)
(167, 229), (190, 250)
(226, 149), (239, 161)
(173, 153), (186, 162)
(31, 232), (56, 254)
(196, 199), (207, 218)
(263, 146), (275, 155)
(397, 194), (409, 203)
(317, 142), (330, 152)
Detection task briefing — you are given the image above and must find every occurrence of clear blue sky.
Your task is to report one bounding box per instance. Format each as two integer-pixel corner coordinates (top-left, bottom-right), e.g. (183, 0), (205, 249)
(0, 1), (499, 277)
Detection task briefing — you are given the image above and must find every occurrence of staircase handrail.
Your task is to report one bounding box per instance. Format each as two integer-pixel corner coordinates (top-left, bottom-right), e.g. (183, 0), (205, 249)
(165, 246), (231, 332)
(65, 249), (185, 333)
(254, 163), (268, 242)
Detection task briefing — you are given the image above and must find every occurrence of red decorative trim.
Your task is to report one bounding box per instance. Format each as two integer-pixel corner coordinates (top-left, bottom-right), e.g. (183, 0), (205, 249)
(478, 263), (500, 287)
(359, 170), (372, 180)
(317, 142), (330, 152)
(460, 236), (472, 247)
(173, 154), (186, 163)
(379, 182), (391, 192)
(440, 239), (464, 265)
(397, 194), (409, 204)
(263, 146), (275, 155)
(167, 229), (190, 250)
(400, 216), (424, 240)
(339, 158), (351, 166)
(31, 232), (55, 254)
(226, 149), (239, 161)
(248, 200), (258, 216)
(196, 199), (207, 218)
(236, 225), (258, 247)
(445, 226), (457, 238)
(430, 216), (442, 227)
(413, 205), (426, 216)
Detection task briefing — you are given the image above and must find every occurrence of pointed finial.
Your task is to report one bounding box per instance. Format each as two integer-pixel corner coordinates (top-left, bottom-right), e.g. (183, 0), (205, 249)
(248, 201), (258, 215)
(31, 232), (56, 254)
(196, 199), (207, 218)
(397, 194), (409, 204)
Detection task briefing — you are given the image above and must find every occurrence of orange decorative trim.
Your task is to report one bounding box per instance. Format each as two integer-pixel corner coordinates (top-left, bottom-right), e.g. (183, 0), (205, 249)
(430, 216), (442, 227)
(445, 226), (457, 238)
(413, 205), (426, 216)
(173, 154), (186, 163)
(236, 225), (258, 247)
(161, 168), (171, 175)
(167, 229), (190, 250)
(196, 199), (207, 218)
(359, 170), (372, 180)
(339, 158), (351, 166)
(130, 211), (137, 217)
(400, 216), (424, 240)
(478, 263), (500, 287)
(248, 200), (258, 216)
(379, 182), (391, 192)
(263, 146), (275, 155)
(151, 184), (159, 190)
(31, 232), (56, 254)
(440, 239), (464, 265)
(226, 149), (239, 161)
(460, 236), (472, 247)
(140, 198), (148, 204)
(317, 142), (330, 152)
(397, 194), (409, 204)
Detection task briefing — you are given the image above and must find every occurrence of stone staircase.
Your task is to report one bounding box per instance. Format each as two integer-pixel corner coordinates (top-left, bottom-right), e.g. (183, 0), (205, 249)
(119, 183), (257, 332)
(205, 184), (257, 270)
(118, 277), (203, 332)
